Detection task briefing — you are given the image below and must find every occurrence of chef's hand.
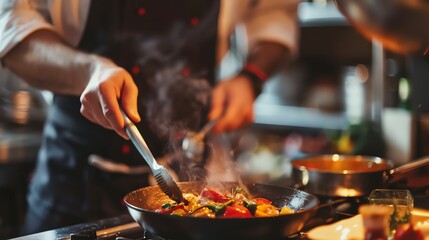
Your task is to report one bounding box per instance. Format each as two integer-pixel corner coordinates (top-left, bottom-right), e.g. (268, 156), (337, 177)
(80, 56), (140, 139)
(209, 75), (256, 133)
(208, 41), (290, 133)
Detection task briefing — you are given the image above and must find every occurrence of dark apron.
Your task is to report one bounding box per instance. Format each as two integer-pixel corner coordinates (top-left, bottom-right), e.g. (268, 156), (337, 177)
(23, 0), (219, 234)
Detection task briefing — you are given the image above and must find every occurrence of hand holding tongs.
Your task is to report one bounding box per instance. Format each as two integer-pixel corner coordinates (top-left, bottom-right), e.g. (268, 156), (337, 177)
(120, 107), (183, 203)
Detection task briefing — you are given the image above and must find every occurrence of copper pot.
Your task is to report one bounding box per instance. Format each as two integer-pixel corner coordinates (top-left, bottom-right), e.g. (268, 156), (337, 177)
(292, 154), (429, 197)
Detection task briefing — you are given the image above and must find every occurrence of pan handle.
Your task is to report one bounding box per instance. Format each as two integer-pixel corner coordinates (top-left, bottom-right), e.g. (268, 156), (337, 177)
(386, 156), (429, 183)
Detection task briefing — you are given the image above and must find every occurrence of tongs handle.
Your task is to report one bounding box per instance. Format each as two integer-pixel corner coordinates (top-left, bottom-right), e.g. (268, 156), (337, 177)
(193, 118), (219, 141)
(120, 107), (161, 170)
(199, 118), (219, 136)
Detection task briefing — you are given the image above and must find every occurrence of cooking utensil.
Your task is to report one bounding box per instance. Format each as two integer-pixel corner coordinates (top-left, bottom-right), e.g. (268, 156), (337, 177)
(123, 181), (319, 240)
(292, 154), (429, 197)
(121, 107), (183, 203)
(182, 119), (218, 161)
(334, 0), (429, 53)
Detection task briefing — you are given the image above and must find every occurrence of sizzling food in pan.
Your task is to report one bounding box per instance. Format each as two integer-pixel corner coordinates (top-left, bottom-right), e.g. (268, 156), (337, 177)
(155, 187), (295, 218)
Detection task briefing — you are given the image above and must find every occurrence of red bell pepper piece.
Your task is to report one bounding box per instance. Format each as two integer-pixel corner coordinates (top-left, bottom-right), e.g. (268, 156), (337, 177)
(222, 204), (252, 218)
(253, 197), (272, 205)
(200, 188), (230, 203)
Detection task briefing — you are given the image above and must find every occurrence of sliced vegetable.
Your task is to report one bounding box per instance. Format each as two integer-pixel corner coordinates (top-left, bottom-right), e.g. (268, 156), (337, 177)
(280, 206), (295, 215)
(243, 200), (257, 215)
(192, 207), (216, 218)
(162, 202), (176, 209)
(192, 200), (233, 216)
(200, 188), (231, 203)
(255, 204), (280, 217)
(155, 187), (296, 218)
(171, 208), (188, 216)
(253, 198), (272, 205)
(223, 204), (252, 218)
(155, 203), (185, 214)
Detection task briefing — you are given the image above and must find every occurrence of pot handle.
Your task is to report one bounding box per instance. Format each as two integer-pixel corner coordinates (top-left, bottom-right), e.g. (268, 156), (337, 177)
(88, 154), (151, 175)
(386, 156), (429, 183)
(293, 167), (309, 190)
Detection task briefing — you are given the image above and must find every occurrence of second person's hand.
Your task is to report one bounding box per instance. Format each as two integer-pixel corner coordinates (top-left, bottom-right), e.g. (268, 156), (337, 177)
(208, 75), (256, 134)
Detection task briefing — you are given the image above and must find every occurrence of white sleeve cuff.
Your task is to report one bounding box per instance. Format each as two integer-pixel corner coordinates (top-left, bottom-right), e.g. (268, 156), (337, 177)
(0, 6), (56, 60)
(244, 1), (300, 58)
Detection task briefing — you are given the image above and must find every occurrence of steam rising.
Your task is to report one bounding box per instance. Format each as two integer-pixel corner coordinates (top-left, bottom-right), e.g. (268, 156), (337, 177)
(139, 62), (214, 181)
(122, 1), (236, 182)
(143, 62), (211, 139)
(138, 63), (241, 183)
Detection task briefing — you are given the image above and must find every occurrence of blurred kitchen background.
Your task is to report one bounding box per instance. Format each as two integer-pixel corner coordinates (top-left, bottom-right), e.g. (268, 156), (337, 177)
(0, 0), (428, 238)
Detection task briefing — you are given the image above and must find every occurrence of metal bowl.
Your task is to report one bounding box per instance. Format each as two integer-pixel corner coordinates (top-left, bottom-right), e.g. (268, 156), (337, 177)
(334, 0), (429, 53)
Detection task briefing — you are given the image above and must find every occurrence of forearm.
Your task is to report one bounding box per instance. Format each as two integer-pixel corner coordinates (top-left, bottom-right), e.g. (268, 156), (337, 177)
(2, 30), (94, 95)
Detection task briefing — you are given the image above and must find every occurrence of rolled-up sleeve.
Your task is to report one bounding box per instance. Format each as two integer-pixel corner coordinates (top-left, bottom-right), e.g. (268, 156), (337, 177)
(243, 0), (300, 57)
(0, 0), (56, 60)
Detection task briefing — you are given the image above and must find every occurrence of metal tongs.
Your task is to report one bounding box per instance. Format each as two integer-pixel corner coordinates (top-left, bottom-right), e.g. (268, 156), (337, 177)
(120, 107), (183, 203)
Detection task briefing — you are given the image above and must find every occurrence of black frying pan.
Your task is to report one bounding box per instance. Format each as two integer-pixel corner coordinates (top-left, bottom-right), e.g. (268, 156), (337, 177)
(124, 181), (319, 240)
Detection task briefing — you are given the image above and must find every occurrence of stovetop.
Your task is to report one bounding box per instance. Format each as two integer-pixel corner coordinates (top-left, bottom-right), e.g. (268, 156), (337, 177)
(12, 178), (429, 240)
(6, 198), (374, 240)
